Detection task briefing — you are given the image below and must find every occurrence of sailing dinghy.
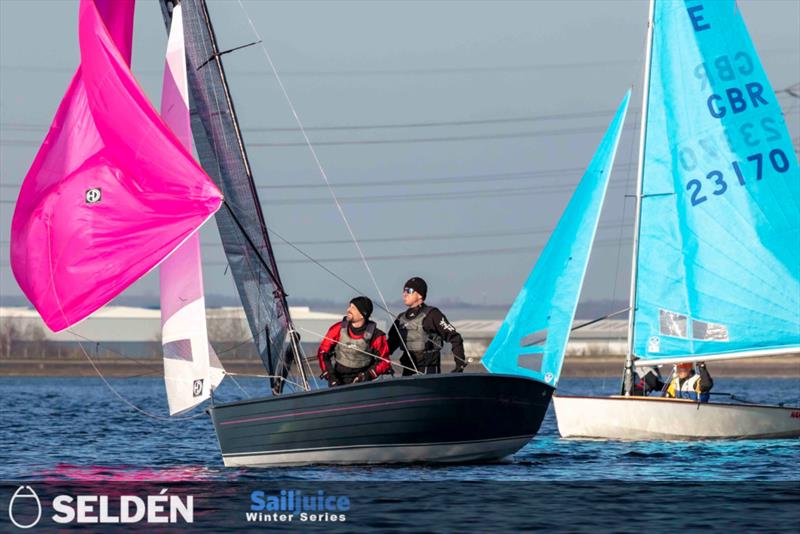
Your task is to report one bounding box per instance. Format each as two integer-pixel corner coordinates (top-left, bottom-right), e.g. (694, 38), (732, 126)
(11, 0), (560, 466)
(552, 0), (800, 440)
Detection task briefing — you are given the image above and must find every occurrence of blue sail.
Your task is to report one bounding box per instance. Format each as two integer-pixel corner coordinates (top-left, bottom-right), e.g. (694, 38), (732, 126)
(482, 91), (631, 385)
(633, 0), (800, 362)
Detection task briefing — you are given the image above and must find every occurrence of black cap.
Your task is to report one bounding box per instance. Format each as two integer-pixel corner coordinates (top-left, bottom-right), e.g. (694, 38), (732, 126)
(349, 296), (373, 320)
(404, 277), (427, 299)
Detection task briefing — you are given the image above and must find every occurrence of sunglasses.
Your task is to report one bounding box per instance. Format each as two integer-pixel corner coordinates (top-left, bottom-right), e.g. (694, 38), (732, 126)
(403, 288), (415, 294)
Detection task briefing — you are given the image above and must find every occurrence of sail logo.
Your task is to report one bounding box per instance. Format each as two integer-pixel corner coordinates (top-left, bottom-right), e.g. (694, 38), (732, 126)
(8, 485), (42, 529)
(85, 188), (102, 204)
(192, 379), (204, 397)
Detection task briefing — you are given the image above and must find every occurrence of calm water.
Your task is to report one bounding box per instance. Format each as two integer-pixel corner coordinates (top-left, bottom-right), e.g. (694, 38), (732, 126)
(1, 376), (799, 481)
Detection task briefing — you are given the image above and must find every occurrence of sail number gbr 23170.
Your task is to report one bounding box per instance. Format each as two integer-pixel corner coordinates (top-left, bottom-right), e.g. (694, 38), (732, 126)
(686, 148), (791, 207)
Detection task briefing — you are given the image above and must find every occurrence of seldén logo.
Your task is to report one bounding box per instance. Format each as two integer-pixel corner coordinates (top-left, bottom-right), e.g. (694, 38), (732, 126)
(8, 486), (42, 529)
(7, 486), (194, 528)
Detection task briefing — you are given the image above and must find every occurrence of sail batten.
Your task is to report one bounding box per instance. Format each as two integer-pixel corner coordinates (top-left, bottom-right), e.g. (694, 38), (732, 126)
(632, 0), (800, 361)
(482, 91), (631, 385)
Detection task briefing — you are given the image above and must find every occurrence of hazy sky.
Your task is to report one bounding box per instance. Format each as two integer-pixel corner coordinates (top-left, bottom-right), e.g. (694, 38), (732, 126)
(1, 0), (798, 313)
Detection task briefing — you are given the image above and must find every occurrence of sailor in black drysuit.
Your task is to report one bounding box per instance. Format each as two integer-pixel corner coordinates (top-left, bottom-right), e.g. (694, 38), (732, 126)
(387, 277), (467, 375)
(631, 364), (665, 396)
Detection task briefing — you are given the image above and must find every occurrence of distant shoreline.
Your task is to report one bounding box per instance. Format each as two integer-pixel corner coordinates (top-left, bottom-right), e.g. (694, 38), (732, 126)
(2, 355), (798, 378)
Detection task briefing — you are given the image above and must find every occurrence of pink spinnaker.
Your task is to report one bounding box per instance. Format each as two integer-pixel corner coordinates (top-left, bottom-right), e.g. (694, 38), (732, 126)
(10, 0), (223, 332)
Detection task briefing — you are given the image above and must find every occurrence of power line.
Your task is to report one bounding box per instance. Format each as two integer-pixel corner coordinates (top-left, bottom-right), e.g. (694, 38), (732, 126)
(244, 124), (631, 147)
(0, 164), (636, 190)
(2, 83), (796, 136)
(0, 220), (630, 249)
(205, 237), (633, 265)
(257, 181), (629, 205)
(0, 108), (628, 133)
(0, 180), (629, 205)
(275, 220), (630, 246)
(0, 49), (794, 76)
(0, 123), (629, 149)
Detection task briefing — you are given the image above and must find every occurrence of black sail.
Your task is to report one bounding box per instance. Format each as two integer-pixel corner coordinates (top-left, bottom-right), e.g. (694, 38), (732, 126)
(159, 0), (297, 393)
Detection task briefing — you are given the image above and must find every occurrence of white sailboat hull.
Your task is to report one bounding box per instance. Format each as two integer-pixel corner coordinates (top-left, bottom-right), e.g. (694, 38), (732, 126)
(553, 395), (800, 440)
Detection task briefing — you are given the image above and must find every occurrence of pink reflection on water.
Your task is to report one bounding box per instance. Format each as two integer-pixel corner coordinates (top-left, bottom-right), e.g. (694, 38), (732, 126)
(33, 464), (235, 481)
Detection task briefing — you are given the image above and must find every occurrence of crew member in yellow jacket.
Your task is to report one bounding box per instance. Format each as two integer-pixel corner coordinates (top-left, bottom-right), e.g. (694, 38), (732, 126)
(665, 362), (714, 402)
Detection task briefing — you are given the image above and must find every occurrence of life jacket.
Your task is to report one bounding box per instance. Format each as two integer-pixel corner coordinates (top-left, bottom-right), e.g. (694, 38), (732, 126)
(334, 319), (377, 370)
(666, 373), (709, 402)
(396, 306), (443, 359)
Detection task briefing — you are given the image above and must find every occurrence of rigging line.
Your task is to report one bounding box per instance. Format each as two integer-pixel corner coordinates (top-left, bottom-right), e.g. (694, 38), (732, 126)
(63, 330), (207, 421)
(295, 325), (420, 376)
(243, 124), (636, 147)
(183, 3), (290, 387)
(61, 328), (157, 361)
(224, 372), (252, 398)
(266, 225), (396, 317)
(525, 307), (631, 347)
(236, 0), (418, 374)
(225, 371), (307, 391)
(609, 16), (650, 317)
(192, 0), (304, 386)
(200, 0), (308, 389)
(611, 108), (642, 327)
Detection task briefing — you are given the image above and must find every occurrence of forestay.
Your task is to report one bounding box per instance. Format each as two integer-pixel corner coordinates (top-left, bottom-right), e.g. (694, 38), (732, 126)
(482, 91), (631, 385)
(632, 0), (800, 364)
(159, 4), (225, 415)
(10, 0), (222, 333)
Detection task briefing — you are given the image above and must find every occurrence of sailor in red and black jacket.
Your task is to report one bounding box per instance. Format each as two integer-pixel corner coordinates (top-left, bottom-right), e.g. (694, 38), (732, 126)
(317, 296), (392, 387)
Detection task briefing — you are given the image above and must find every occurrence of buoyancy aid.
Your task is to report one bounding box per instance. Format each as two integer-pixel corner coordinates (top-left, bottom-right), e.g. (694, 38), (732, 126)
(334, 319), (377, 369)
(666, 373), (709, 402)
(397, 306), (443, 359)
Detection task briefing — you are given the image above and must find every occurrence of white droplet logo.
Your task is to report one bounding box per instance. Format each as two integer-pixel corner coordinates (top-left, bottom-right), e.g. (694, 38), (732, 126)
(8, 485), (42, 529)
(85, 188), (102, 204)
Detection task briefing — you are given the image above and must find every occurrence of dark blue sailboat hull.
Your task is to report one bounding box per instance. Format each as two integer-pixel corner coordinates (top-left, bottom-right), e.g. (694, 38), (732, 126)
(210, 373), (553, 466)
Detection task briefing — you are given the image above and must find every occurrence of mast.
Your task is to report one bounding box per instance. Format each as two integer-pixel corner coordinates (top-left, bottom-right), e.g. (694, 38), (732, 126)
(193, 0), (309, 391)
(622, 0), (655, 395)
(159, 0), (309, 393)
